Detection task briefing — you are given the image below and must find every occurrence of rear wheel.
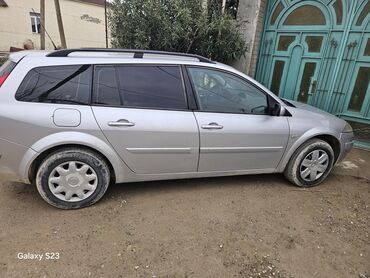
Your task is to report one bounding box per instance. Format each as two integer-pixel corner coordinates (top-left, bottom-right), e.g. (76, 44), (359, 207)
(284, 139), (334, 187)
(36, 148), (111, 209)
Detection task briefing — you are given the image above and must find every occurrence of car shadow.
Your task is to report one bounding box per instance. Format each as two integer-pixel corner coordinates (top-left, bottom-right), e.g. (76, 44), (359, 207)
(106, 173), (288, 199)
(2, 173), (288, 209)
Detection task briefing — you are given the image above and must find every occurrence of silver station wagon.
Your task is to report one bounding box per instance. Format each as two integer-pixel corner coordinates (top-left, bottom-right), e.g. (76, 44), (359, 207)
(0, 49), (354, 209)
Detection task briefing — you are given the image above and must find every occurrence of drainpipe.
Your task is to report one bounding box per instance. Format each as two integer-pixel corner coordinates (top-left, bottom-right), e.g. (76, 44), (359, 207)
(40, 0), (45, 50)
(104, 0), (108, 48)
(54, 0), (67, 48)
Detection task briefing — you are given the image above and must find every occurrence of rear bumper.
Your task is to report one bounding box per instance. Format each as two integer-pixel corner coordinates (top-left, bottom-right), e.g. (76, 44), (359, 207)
(337, 132), (354, 163)
(0, 138), (35, 183)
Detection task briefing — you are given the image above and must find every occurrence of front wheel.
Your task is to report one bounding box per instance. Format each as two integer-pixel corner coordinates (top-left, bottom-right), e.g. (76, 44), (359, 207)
(36, 148), (111, 209)
(284, 139), (335, 187)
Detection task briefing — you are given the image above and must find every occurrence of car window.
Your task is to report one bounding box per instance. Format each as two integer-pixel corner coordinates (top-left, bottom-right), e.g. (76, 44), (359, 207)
(188, 67), (269, 114)
(93, 65), (187, 110)
(94, 66), (122, 106)
(15, 65), (92, 105)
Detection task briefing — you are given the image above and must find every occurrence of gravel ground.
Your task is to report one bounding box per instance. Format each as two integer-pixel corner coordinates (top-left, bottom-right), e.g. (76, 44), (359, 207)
(0, 149), (369, 278)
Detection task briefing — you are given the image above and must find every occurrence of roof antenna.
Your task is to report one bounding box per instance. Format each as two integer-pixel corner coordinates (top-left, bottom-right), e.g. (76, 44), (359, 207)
(32, 8), (58, 50)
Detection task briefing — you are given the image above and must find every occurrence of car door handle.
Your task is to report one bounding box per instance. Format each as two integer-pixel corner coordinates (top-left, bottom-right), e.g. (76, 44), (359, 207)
(108, 119), (135, 127)
(201, 122), (223, 130)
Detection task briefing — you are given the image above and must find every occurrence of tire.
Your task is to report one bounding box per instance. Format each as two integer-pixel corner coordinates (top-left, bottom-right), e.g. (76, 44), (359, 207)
(36, 148), (111, 209)
(284, 139), (334, 188)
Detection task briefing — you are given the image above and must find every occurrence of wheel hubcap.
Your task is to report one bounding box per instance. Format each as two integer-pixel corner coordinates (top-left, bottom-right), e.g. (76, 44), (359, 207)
(300, 150), (329, 182)
(48, 161), (98, 202)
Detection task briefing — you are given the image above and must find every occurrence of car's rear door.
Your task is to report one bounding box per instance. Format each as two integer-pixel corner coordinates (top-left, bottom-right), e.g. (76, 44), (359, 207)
(187, 66), (289, 172)
(91, 64), (199, 174)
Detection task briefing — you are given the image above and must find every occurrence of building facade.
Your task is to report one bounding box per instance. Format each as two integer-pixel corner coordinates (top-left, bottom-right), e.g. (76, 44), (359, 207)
(233, 0), (369, 147)
(1, 0), (369, 145)
(0, 0), (108, 56)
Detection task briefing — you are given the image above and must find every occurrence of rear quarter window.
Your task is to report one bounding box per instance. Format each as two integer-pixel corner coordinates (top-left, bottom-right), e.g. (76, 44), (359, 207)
(15, 65), (92, 105)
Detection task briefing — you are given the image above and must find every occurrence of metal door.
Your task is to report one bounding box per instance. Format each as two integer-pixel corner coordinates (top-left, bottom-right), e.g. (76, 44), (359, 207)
(256, 0), (370, 127)
(93, 107), (200, 174)
(271, 32), (324, 104)
(186, 66), (290, 172)
(194, 112), (289, 172)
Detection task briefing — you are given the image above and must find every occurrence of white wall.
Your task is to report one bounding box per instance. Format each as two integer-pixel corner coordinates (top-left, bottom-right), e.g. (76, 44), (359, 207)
(0, 0), (108, 52)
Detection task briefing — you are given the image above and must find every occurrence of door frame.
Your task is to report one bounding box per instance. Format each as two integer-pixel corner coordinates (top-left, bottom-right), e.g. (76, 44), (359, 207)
(342, 62), (370, 117)
(268, 31), (326, 104)
(294, 58), (321, 104)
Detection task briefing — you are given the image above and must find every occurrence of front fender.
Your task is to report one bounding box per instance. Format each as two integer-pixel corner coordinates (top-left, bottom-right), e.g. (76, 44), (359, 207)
(19, 131), (129, 182)
(276, 128), (341, 172)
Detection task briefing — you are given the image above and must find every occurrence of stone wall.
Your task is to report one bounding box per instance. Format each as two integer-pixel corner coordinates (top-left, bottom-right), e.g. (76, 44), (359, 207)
(231, 0), (267, 77)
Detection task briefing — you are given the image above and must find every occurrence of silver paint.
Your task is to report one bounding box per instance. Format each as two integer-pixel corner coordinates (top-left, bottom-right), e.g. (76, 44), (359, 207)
(0, 50), (354, 184)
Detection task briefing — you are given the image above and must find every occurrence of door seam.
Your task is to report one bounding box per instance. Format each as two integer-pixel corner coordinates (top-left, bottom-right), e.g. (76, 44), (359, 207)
(192, 111), (202, 172)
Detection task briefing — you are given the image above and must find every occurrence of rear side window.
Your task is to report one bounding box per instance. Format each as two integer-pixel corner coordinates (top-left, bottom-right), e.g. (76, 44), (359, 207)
(15, 65), (92, 105)
(93, 65), (187, 110)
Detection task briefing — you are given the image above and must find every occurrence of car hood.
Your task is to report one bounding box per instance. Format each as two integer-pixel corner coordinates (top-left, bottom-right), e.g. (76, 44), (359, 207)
(282, 99), (347, 132)
(284, 99), (337, 117)
(284, 99), (328, 114)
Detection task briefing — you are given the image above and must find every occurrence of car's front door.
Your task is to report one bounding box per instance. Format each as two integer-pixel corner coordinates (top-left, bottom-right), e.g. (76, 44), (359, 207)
(187, 67), (289, 172)
(92, 65), (199, 174)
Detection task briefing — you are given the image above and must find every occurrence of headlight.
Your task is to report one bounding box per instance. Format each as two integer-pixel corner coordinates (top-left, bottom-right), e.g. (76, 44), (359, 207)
(343, 122), (353, 133)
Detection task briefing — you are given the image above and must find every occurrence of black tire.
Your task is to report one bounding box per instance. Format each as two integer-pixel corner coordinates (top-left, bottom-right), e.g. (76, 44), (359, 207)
(36, 148), (111, 209)
(284, 139), (334, 187)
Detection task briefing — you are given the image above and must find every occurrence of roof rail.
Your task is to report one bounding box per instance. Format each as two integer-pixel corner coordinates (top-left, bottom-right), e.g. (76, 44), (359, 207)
(46, 48), (215, 63)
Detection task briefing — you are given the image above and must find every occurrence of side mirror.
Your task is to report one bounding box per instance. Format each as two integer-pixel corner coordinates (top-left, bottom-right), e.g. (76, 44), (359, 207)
(271, 103), (281, 116)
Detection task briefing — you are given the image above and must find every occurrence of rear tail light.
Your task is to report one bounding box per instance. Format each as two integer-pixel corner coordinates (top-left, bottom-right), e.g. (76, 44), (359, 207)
(0, 60), (16, 87)
(0, 71), (10, 87)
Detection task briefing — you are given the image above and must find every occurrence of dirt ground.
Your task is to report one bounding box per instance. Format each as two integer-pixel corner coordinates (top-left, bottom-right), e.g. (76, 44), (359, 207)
(0, 149), (369, 278)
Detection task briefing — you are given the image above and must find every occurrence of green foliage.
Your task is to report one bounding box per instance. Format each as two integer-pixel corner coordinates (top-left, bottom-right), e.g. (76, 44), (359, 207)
(109, 0), (246, 63)
(0, 56), (7, 67)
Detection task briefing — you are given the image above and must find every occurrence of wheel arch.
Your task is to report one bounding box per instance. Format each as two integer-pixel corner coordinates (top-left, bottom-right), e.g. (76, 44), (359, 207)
(22, 132), (128, 184)
(28, 144), (116, 184)
(314, 134), (341, 163)
(278, 132), (341, 172)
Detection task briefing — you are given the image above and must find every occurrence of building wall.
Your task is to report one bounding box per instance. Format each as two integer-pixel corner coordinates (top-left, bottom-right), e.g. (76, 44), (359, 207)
(0, 0), (108, 53)
(231, 0), (266, 77)
(248, 0), (267, 78)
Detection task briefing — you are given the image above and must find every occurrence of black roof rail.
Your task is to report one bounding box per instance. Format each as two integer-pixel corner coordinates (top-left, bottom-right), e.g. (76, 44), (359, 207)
(46, 48), (215, 63)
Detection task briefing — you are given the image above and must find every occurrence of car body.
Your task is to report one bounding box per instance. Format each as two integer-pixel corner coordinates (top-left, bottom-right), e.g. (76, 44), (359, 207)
(0, 49), (354, 209)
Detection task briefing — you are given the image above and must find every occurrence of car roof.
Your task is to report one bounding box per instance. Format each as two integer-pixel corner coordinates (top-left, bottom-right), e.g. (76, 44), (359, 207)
(10, 49), (239, 73)
(10, 48), (215, 65)
(8, 49), (285, 106)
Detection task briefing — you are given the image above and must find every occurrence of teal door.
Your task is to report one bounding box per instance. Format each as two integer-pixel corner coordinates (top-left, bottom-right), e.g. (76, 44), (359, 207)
(271, 32), (324, 104)
(344, 63), (370, 118)
(256, 0), (370, 126)
(342, 33), (370, 121)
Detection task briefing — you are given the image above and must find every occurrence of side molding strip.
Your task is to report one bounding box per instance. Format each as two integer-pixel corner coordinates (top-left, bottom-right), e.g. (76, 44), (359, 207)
(201, 147), (283, 153)
(126, 148), (193, 154)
